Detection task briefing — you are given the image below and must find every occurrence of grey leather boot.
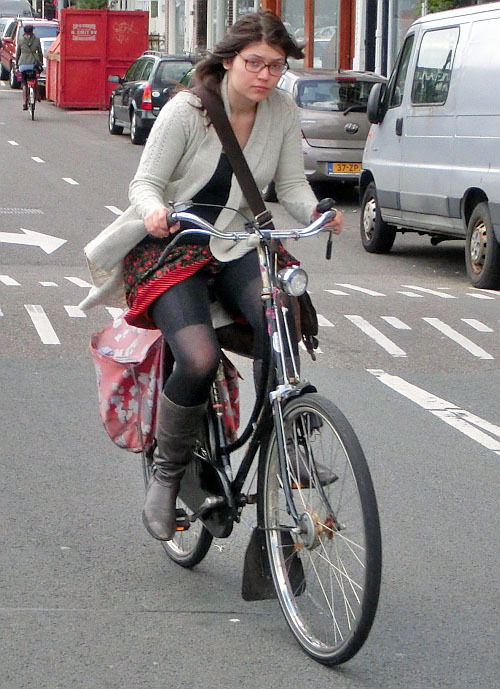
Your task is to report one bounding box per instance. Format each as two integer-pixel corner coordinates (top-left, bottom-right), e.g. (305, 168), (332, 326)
(142, 393), (206, 541)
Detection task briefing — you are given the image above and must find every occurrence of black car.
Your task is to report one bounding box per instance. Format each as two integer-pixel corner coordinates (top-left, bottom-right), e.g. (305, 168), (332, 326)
(108, 51), (200, 145)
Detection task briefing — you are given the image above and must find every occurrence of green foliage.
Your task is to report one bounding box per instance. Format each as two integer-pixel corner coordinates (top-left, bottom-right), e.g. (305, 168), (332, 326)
(427, 0), (494, 13)
(74, 0), (107, 8)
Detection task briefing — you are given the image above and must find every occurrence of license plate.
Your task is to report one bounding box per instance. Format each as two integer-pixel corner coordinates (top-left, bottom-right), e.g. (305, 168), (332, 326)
(328, 162), (362, 174)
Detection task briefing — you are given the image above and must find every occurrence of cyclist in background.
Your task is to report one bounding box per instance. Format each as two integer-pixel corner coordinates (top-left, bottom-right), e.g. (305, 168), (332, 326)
(16, 24), (43, 111)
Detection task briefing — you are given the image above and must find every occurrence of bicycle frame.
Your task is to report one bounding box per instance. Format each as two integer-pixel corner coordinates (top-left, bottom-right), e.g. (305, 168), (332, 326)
(159, 206), (335, 537)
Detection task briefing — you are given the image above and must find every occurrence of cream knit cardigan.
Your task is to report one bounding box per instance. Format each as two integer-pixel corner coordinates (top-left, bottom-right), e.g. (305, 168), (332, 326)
(79, 75), (317, 312)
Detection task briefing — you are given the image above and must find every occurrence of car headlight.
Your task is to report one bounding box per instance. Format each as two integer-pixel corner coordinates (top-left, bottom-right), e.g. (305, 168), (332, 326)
(278, 267), (308, 297)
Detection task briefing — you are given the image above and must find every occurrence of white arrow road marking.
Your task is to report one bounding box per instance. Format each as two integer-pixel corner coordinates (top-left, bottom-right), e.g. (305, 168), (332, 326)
(62, 178), (79, 185)
(381, 316), (411, 330)
(105, 206), (123, 215)
(64, 305), (86, 318)
(318, 314), (334, 327)
(368, 369), (500, 456)
(0, 275), (20, 286)
(423, 317), (493, 359)
(402, 285), (456, 298)
(25, 305), (60, 344)
(461, 319), (493, 333)
(336, 283), (386, 296)
(345, 315), (407, 357)
(65, 276), (92, 287)
(0, 229), (66, 254)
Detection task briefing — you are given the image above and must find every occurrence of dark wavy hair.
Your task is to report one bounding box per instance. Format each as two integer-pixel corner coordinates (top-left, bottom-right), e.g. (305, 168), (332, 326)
(193, 10), (304, 94)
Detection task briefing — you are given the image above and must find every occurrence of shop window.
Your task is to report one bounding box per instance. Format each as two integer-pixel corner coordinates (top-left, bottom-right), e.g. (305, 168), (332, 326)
(411, 27), (459, 105)
(151, 0), (158, 18)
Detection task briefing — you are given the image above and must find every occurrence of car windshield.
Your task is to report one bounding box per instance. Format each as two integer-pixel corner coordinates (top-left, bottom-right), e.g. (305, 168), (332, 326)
(153, 60), (193, 86)
(296, 79), (375, 112)
(24, 26), (59, 39)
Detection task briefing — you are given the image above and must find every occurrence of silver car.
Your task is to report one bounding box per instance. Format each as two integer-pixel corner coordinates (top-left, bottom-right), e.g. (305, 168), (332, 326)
(277, 69), (387, 185)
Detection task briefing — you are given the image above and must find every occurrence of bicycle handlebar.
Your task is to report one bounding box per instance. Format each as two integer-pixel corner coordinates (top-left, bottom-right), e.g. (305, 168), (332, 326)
(164, 200), (337, 252)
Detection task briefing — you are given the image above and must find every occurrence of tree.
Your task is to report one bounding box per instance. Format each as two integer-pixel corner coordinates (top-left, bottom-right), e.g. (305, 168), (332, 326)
(427, 0), (495, 13)
(74, 0), (107, 8)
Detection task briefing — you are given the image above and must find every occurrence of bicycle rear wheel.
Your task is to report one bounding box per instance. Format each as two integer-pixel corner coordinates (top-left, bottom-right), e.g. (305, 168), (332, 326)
(258, 393), (381, 665)
(142, 440), (213, 569)
(29, 86), (35, 120)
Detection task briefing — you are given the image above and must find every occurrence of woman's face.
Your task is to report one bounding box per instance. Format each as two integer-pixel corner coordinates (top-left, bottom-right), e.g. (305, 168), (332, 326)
(224, 41), (287, 108)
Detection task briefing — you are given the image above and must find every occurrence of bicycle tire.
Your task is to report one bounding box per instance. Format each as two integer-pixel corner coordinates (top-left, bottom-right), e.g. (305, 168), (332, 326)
(29, 86), (35, 120)
(142, 431), (213, 569)
(258, 393), (381, 665)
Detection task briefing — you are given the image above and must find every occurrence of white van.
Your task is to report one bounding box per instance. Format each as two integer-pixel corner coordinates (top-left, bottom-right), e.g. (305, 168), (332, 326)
(360, 2), (500, 289)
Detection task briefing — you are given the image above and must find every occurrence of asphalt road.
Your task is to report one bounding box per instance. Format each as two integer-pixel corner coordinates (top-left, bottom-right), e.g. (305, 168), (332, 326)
(1, 84), (499, 689)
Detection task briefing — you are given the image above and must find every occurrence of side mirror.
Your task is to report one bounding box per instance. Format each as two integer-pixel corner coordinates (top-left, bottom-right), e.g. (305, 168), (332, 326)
(367, 83), (387, 124)
(108, 75), (121, 83)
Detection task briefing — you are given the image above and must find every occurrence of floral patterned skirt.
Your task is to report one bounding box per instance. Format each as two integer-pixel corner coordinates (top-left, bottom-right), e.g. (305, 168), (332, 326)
(123, 236), (297, 330)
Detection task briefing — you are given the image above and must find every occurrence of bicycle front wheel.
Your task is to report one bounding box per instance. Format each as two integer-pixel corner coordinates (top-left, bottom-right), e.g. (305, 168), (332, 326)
(259, 393), (381, 665)
(142, 444), (213, 568)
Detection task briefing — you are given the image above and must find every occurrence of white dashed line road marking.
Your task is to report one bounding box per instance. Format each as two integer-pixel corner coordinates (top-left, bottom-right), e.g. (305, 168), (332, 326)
(62, 178), (79, 185)
(397, 291), (424, 298)
(326, 289), (349, 296)
(25, 305), (60, 344)
(461, 318), (494, 333)
(466, 292), (494, 300)
(299, 339), (323, 354)
(317, 314), (334, 327)
(64, 305), (86, 318)
(8, 141), (19, 146)
(64, 276), (92, 287)
(0, 275), (20, 286)
(423, 317), (493, 359)
(105, 307), (124, 319)
(40, 281), (58, 287)
(368, 369), (500, 456)
(336, 283), (386, 296)
(345, 315), (407, 357)
(402, 285), (456, 298)
(32, 157), (44, 163)
(105, 206), (123, 215)
(381, 316), (411, 330)
(0, 307), (3, 316)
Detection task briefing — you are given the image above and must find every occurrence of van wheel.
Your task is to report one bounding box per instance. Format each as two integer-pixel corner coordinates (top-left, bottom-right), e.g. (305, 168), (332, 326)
(360, 182), (396, 253)
(465, 202), (500, 289)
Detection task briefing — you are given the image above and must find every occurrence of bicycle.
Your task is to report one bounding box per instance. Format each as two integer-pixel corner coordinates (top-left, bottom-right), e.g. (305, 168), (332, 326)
(24, 69), (38, 120)
(142, 199), (382, 665)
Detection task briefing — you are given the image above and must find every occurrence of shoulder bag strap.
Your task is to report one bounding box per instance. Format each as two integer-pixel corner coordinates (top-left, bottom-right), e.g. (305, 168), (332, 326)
(192, 85), (274, 228)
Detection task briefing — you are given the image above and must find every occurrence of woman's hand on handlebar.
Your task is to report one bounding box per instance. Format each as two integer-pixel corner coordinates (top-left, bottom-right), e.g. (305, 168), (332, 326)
(144, 206), (181, 237)
(311, 202), (344, 235)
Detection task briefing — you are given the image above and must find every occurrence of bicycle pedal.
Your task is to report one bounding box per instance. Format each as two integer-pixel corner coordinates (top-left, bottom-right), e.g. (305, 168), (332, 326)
(175, 509), (191, 531)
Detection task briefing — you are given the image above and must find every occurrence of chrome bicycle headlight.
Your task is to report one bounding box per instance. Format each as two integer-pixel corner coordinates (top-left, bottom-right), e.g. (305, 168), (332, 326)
(278, 267), (308, 296)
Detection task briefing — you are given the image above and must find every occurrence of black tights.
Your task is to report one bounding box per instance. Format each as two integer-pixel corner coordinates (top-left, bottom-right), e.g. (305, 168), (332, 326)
(150, 250), (266, 407)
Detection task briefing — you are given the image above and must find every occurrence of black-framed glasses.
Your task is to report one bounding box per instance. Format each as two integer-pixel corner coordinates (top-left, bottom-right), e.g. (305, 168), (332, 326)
(236, 52), (288, 77)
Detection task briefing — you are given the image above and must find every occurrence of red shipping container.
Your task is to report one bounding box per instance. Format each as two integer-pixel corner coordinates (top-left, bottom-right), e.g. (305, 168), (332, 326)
(46, 8), (149, 109)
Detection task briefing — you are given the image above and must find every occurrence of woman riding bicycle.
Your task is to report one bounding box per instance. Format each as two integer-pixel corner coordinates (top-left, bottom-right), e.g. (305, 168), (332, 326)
(16, 24), (43, 111)
(81, 10), (343, 543)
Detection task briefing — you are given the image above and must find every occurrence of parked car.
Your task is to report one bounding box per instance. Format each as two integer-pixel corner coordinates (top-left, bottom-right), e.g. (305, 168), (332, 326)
(0, 0), (34, 18)
(0, 17), (59, 89)
(108, 51), (201, 145)
(361, 2), (500, 288)
(263, 68), (386, 200)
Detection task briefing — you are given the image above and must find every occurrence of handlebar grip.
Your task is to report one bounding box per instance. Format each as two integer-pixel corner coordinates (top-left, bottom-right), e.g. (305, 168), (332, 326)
(316, 198), (335, 214)
(166, 211), (178, 228)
